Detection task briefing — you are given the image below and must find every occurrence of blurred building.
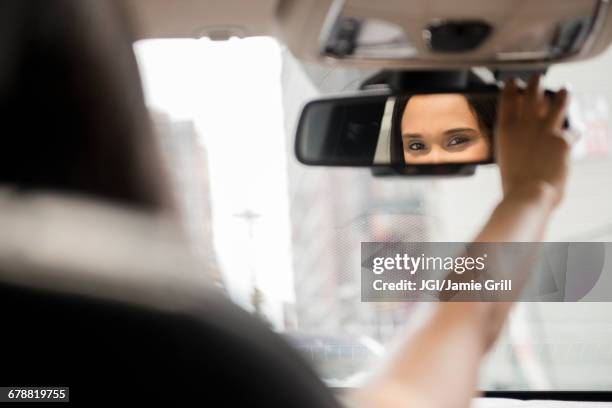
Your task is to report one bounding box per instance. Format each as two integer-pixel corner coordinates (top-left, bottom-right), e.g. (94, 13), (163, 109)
(280, 53), (426, 341)
(152, 111), (223, 286)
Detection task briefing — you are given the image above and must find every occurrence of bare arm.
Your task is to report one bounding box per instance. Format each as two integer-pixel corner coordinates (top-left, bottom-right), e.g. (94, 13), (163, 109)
(348, 76), (570, 408)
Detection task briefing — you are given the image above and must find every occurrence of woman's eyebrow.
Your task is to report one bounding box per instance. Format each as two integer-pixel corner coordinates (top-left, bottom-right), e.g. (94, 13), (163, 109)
(402, 133), (423, 139)
(443, 127), (478, 135)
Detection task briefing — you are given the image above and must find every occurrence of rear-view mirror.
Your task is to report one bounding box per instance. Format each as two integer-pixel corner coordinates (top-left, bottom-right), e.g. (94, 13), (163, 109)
(295, 90), (498, 170)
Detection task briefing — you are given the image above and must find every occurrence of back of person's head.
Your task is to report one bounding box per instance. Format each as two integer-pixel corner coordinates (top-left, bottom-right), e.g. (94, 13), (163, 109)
(0, 0), (172, 211)
(0, 2), (341, 405)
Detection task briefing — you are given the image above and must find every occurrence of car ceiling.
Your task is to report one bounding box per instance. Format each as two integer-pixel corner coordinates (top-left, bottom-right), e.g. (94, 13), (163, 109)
(126, 0), (280, 39)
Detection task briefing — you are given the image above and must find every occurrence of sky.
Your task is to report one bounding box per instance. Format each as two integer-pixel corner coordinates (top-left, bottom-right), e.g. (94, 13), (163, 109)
(134, 37), (295, 328)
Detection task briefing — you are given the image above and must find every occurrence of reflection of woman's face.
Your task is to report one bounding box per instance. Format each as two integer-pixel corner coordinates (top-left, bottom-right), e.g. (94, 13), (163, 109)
(401, 94), (490, 164)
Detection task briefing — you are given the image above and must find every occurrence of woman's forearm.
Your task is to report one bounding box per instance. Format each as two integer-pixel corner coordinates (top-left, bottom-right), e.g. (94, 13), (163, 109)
(475, 182), (558, 243)
(468, 181), (559, 348)
(349, 182), (559, 408)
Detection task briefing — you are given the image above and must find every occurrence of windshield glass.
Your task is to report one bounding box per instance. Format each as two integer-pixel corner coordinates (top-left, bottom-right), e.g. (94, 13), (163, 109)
(135, 37), (612, 391)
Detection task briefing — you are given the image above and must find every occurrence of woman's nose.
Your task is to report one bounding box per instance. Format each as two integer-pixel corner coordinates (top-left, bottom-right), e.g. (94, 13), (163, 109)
(429, 147), (444, 164)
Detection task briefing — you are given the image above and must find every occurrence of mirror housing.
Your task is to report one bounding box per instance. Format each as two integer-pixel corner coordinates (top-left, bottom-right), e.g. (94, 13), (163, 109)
(294, 71), (569, 176)
(295, 74), (500, 176)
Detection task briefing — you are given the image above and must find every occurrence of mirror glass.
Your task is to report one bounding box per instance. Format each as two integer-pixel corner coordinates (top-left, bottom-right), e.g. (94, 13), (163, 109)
(296, 92), (497, 166)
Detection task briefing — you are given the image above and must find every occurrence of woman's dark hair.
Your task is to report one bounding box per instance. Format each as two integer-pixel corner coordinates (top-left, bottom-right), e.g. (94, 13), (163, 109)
(390, 92), (498, 164)
(0, 0), (173, 211)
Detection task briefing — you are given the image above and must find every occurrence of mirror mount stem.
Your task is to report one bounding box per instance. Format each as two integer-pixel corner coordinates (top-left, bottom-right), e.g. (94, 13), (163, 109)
(492, 68), (548, 83)
(360, 67), (552, 93)
(359, 69), (496, 94)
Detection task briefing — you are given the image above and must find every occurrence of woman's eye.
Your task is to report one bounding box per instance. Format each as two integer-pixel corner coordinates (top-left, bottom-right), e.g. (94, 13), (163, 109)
(408, 142), (427, 151)
(447, 135), (471, 147)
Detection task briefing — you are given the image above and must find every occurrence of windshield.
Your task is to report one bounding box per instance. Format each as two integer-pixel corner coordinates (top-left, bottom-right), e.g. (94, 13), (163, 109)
(135, 37), (612, 391)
